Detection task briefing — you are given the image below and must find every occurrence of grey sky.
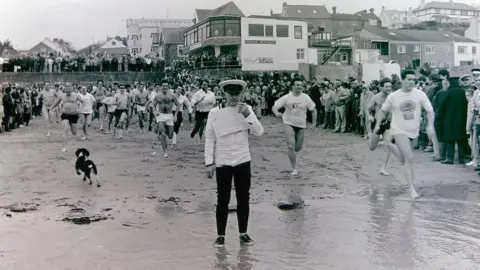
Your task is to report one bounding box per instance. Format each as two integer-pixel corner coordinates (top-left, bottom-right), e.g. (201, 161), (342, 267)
(1, 0), (471, 50)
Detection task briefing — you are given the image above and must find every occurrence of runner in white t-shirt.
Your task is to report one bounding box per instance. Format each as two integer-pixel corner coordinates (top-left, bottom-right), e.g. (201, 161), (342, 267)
(375, 70), (434, 199)
(79, 86), (96, 140)
(273, 78), (317, 176)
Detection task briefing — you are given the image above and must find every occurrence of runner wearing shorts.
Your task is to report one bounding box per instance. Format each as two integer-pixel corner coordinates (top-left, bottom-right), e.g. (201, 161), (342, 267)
(40, 83), (60, 136)
(146, 80), (180, 158)
(113, 85), (130, 139)
(79, 86), (96, 140)
(172, 85), (192, 149)
(375, 69), (435, 199)
(134, 85), (149, 132)
(51, 84), (84, 152)
(273, 77), (317, 176)
(367, 78), (395, 176)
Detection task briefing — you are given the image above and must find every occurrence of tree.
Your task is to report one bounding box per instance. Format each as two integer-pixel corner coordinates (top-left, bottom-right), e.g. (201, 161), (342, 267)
(0, 39), (14, 55)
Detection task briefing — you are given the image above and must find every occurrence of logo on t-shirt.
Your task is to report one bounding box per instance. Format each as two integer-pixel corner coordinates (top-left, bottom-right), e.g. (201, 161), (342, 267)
(399, 100), (416, 120)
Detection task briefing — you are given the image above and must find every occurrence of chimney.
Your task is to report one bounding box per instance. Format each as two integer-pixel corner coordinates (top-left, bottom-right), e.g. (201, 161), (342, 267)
(59, 39), (64, 44)
(332, 6), (337, 14)
(270, 9), (273, 16)
(382, 6), (385, 12)
(363, 9), (367, 13)
(409, 6), (412, 12)
(282, 2), (287, 7)
(370, 8), (374, 14)
(53, 38), (58, 43)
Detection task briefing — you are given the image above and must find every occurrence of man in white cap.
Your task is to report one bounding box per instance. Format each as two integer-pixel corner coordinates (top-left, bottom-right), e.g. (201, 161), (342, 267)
(205, 79), (264, 248)
(472, 68), (480, 80)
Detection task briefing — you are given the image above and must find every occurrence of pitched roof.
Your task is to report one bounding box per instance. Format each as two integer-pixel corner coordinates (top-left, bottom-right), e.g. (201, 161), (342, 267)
(161, 28), (185, 44)
(283, 4), (331, 19)
(362, 26), (476, 42)
(194, 1), (244, 22)
(195, 9), (213, 22)
(417, 1), (479, 11)
(332, 13), (362, 21)
(381, 9), (419, 24)
(356, 10), (380, 21)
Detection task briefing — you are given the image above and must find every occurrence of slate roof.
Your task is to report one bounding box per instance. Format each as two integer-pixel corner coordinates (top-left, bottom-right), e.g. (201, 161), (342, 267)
(195, 1), (245, 22)
(416, 1), (479, 11)
(362, 26), (477, 42)
(283, 4), (331, 18)
(332, 13), (362, 21)
(356, 10), (381, 21)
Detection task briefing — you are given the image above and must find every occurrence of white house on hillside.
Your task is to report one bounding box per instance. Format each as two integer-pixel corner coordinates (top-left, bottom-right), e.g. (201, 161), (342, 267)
(465, 17), (480, 42)
(29, 38), (76, 56)
(98, 38), (128, 55)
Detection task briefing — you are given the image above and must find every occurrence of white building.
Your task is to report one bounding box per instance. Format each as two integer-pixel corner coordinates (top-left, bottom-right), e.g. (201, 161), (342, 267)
(413, 0), (480, 24)
(98, 38), (128, 55)
(465, 17), (480, 42)
(126, 18), (193, 56)
(240, 17), (308, 71)
(453, 41), (480, 66)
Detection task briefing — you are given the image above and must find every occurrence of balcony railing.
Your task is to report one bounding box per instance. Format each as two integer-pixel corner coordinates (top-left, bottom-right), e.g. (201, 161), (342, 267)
(172, 60), (241, 70)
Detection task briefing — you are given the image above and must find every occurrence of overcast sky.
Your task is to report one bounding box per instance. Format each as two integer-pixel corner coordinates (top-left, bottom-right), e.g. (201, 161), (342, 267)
(1, 0), (476, 50)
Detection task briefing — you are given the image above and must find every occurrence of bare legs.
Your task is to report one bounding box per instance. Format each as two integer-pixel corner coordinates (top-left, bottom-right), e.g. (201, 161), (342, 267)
(283, 125), (305, 176)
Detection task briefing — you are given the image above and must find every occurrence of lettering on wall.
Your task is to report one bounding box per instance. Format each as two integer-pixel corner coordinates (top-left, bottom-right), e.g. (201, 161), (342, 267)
(243, 57), (274, 64)
(244, 40), (276, 45)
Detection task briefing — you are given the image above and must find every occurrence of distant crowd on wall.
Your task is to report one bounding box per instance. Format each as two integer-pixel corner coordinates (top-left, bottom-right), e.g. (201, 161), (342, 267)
(170, 54), (241, 71)
(0, 52), (166, 73)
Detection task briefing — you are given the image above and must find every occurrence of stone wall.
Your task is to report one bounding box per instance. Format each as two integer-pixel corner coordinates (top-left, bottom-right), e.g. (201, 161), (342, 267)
(299, 63), (358, 81)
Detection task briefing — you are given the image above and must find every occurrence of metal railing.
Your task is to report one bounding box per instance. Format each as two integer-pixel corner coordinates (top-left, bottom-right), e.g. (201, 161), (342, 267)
(172, 60), (241, 70)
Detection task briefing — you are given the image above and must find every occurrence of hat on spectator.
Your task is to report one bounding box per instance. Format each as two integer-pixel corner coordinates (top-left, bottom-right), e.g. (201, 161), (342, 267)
(428, 73), (443, 82)
(472, 68), (480, 75)
(219, 80), (247, 95)
(461, 74), (472, 81)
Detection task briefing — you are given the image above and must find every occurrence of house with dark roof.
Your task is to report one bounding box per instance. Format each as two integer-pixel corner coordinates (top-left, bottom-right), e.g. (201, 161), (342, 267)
(330, 6), (364, 38)
(278, 2), (332, 34)
(379, 6), (418, 29)
(29, 38), (77, 56)
(355, 8), (382, 27)
(413, 0), (480, 24)
(184, 1), (244, 57)
(357, 27), (480, 68)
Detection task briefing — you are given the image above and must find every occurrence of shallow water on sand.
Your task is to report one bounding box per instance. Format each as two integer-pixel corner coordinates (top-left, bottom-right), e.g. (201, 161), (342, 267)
(2, 117), (480, 269)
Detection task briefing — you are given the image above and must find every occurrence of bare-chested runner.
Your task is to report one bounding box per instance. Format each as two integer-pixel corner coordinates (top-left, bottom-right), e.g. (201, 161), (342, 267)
(51, 84), (84, 152)
(146, 80), (179, 158)
(40, 83), (60, 136)
(92, 86), (107, 131)
(367, 78), (397, 176)
(135, 86), (150, 133)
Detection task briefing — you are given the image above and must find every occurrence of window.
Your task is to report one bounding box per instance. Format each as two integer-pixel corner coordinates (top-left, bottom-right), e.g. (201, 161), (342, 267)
(225, 19), (240, 36)
(308, 24), (314, 33)
(112, 41), (116, 46)
(414, 45), (420, 52)
(313, 10), (317, 14)
(458, 46), (467, 54)
(294, 26), (303, 39)
(364, 42), (369, 49)
(265, 25), (274, 37)
(425, 45), (435, 54)
(211, 20), (225, 37)
(132, 48), (138, 55)
(445, 46), (450, 52)
(132, 35), (139, 40)
(296, 48), (305, 60)
(151, 46), (158, 52)
(460, 61), (473, 66)
(397, 45), (406, 54)
(404, 61), (409, 68)
(352, 21), (357, 26)
(342, 53), (348, 62)
(249, 24), (264, 36)
(277, 25), (289, 37)
(473, 46), (477, 55)
(139, 34), (142, 39)
(444, 62), (450, 69)
(152, 33), (159, 44)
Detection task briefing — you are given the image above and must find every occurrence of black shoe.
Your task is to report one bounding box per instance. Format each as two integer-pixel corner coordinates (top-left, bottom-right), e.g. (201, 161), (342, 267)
(441, 160), (454, 165)
(214, 236), (225, 248)
(239, 234), (254, 245)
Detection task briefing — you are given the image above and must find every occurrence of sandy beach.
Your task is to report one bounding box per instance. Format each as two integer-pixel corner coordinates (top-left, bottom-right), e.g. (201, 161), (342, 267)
(1, 116), (480, 270)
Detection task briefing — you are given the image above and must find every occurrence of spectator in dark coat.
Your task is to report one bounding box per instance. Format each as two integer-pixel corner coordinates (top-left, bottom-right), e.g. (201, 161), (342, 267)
(438, 77), (468, 164)
(431, 74), (448, 161)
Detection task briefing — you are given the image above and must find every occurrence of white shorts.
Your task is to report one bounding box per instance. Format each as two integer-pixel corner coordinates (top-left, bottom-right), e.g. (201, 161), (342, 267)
(156, 113), (174, 126)
(137, 105), (146, 112)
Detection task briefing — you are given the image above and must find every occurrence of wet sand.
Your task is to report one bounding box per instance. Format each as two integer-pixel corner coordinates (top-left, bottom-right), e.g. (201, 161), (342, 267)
(1, 117), (480, 269)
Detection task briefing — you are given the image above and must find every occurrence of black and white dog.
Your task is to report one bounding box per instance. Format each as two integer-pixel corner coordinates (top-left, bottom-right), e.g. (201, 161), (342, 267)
(75, 148), (101, 187)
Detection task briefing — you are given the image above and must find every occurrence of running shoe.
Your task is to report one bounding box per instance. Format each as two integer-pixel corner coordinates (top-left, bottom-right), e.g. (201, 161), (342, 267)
(239, 234), (254, 245)
(214, 237), (225, 248)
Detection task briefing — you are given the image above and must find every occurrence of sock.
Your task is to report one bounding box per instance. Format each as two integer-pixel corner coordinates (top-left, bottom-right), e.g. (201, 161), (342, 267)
(240, 233), (246, 237)
(218, 235), (225, 238)
(172, 133), (177, 145)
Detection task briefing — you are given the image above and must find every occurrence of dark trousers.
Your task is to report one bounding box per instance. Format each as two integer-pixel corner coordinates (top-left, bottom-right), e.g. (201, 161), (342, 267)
(440, 142), (447, 160)
(3, 110), (12, 131)
(323, 111), (335, 129)
(216, 161), (251, 236)
(446, 139), (466, 163)
(23, 112), (31, 126)
(173, 112), (183, 134)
